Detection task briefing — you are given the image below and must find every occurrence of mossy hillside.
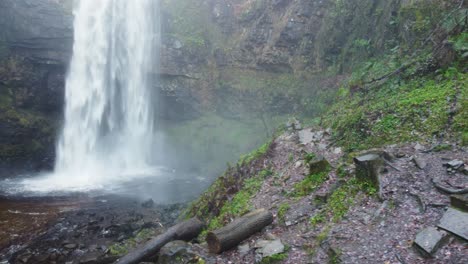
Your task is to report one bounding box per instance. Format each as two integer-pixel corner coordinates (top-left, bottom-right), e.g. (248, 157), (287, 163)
(323, 59), (467, 151)
(204, 168), (273, 233)
(314, 0), (460, 72)
(289, 170), (330, 198)
(183, 141), (274, 230)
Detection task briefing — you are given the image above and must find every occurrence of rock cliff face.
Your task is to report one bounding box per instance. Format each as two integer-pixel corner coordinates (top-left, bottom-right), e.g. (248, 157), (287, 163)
(0, 0), (459, 175)
(0, 0), (73, 175)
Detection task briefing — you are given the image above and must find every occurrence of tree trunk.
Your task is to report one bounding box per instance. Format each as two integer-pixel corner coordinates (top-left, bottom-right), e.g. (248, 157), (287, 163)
(115, 218), (204, 264)
(206, 209), (273, 254)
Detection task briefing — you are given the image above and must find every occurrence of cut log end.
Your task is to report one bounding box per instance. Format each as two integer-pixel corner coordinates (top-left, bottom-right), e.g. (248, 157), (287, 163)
(206, 232), (222, 253)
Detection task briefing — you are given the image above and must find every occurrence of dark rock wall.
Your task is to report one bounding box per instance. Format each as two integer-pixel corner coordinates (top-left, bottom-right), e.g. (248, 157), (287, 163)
(0, 0), (459, 174)
(0, 0), (72, 175)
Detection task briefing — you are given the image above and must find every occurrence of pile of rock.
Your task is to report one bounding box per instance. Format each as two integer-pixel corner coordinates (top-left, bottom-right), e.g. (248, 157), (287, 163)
(414, 194), (467, 257)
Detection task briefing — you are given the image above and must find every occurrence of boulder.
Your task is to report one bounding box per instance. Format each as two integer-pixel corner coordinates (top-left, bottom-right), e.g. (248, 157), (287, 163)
(413, 227), (449, 257)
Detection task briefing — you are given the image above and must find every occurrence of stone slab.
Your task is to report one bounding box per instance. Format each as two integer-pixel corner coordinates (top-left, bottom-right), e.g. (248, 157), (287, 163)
(413, 227), (448, 256)
(438, 208), (468, 241)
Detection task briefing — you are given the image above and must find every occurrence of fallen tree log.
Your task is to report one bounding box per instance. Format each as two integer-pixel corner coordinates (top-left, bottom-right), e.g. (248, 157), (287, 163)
(432, 178), (468, 195)
(206, 208), (273, 254)
(115, 217), (204, 264)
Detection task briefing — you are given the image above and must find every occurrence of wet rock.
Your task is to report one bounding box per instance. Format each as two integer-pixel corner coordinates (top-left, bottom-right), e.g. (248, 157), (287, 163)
(413, 227), (449, 257)
(412, 156), (427, 170)
(438, 208), (468, 241)
(307, 155), (330, 175)
(141, 199), (155, 208)
(256, 239), (285, 258)
(354, 154), (383, 192)
(450, 194), (468, 212)
(158, 240), (202, 264)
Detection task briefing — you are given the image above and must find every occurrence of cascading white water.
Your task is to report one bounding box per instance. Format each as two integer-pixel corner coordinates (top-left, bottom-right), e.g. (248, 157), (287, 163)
(19, 0), (162, 192)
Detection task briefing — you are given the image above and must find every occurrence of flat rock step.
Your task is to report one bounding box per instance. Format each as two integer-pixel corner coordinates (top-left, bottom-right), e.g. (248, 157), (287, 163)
(437, 207), (468, 241)
(413, 227), (449, 257)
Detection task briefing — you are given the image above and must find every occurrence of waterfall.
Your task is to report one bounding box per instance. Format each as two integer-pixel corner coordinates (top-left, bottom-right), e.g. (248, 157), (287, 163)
(23, 0), (161, 191)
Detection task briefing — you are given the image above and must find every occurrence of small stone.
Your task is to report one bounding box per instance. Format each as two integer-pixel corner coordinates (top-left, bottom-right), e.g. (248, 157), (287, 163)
(444, 160), (464, 170)
(450, 194), (468, 212)
(298, 129), (314, 144)
(258, 239), (285, 258)
(396, 152), (406, 158)
(318, 143), (327, 150)
(412, 156), (427, 169)
(238, 243), (250, 256)
(295, 161), (302, 168)
(333, 147), (342, 154)
(413, 227), (449, 257)
(414, 143), (425, 151)
(63, 243), (77, 249)
(438, 207), (468, 241)
(265, 233), (277, 240)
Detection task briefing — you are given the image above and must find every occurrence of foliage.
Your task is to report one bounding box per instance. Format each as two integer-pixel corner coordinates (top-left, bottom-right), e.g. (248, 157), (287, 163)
(260, 253), (288, 264)
(324, 63), (466, 151)
(240, 141), (271, 164)
(310, 176), (378, 226)
(289, 169), (330, 198)
(449, 32), (468, 54)
(277, 203), (290, 224)
(205, 169), (272, 232)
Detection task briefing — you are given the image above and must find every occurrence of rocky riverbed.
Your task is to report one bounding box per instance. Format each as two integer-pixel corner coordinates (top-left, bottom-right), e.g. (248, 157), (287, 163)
(0, 195), (185, 264)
